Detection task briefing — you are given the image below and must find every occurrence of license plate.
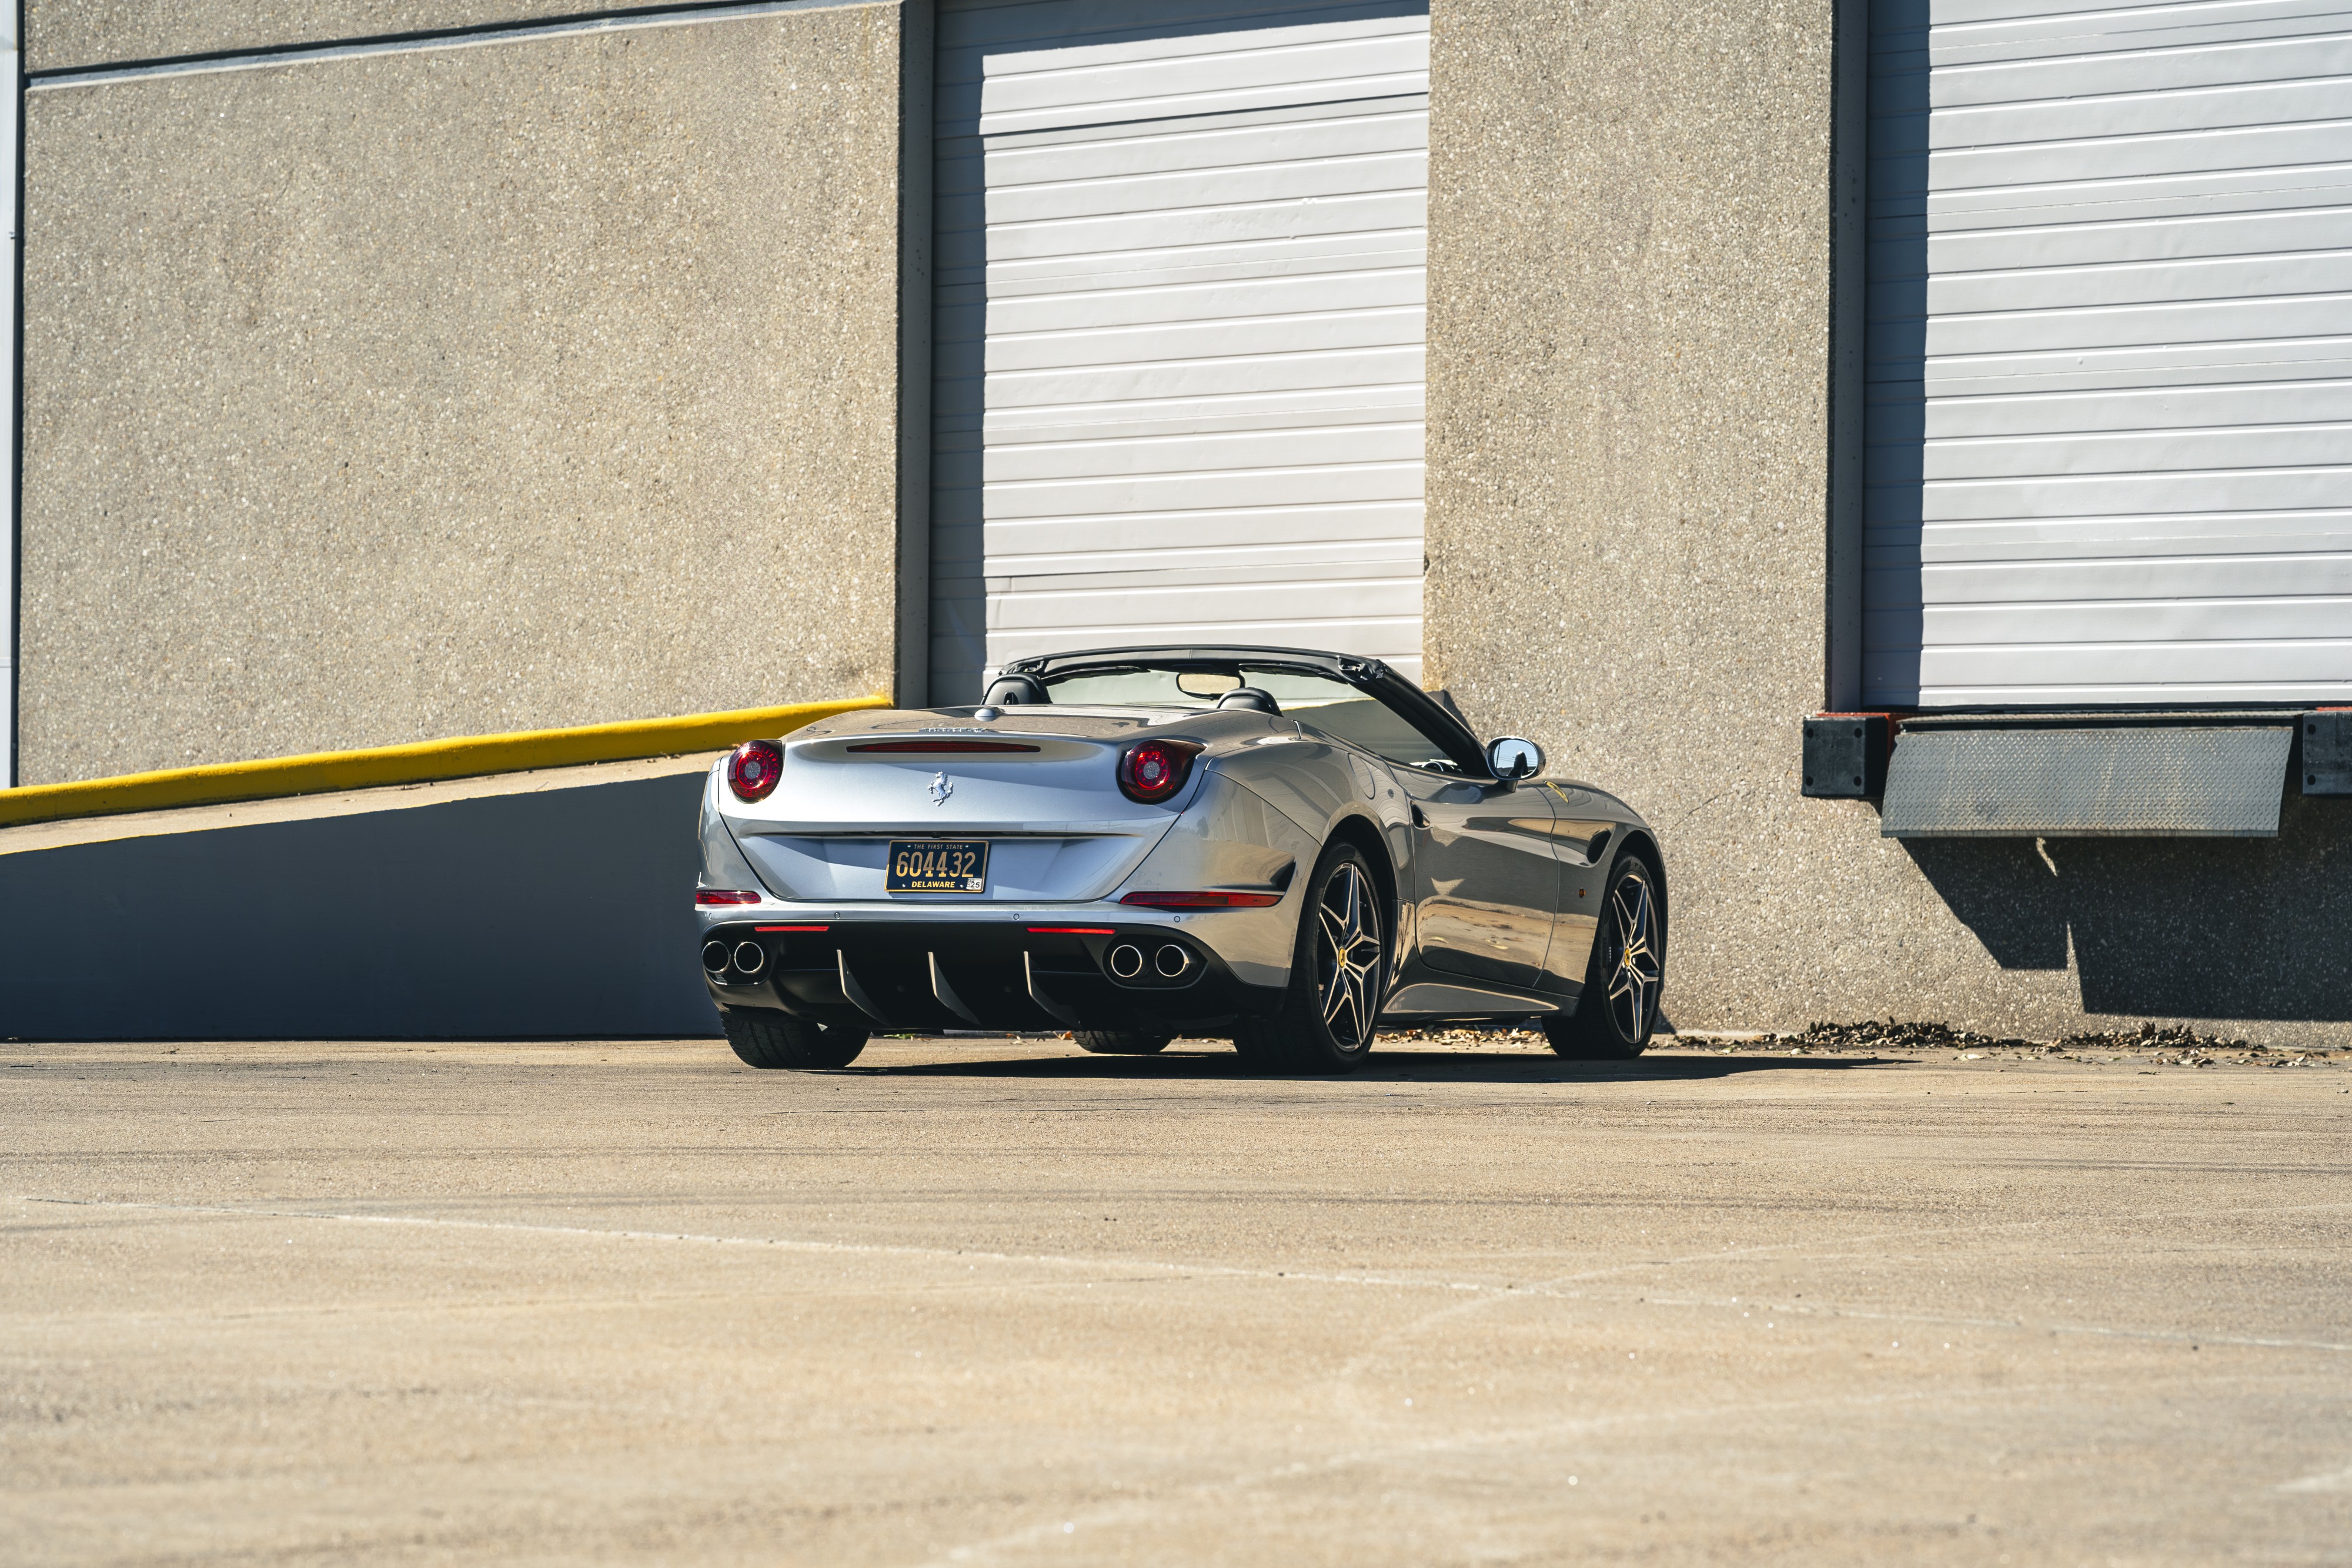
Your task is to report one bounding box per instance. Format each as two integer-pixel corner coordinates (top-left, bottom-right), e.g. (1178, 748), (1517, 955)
(886, 839), (989, 894)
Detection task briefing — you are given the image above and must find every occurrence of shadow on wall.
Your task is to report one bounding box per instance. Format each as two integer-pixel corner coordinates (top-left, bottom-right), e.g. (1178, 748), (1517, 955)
(0, 775), (721, 1041)
(1903, 795), (2352, 1021)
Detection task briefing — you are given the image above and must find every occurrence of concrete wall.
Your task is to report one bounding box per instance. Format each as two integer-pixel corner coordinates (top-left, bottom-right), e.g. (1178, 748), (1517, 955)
(25, 2), (648, 72)
(19, 2), (911, 786)
(1422, 0), (2352, 1045)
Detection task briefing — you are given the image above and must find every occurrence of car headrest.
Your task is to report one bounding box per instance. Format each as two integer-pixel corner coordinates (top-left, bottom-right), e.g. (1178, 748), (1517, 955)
(982, 674), (1047, 706)
(1216, 686), (1281, 714)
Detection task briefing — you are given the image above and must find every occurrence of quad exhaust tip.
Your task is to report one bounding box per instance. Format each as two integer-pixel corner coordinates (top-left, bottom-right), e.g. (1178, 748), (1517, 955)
(731, 941), (767, 976)
(1108, 941), (1192, 980)
(701, 941), (730, 974)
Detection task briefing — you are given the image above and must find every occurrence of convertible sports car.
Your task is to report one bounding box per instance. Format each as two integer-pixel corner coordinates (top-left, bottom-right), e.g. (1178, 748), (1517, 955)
(695, 646), (1665, 1073)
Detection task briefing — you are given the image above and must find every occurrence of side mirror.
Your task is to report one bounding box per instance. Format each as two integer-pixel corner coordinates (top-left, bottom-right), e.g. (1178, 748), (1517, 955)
(1486, 736), (1544, 781)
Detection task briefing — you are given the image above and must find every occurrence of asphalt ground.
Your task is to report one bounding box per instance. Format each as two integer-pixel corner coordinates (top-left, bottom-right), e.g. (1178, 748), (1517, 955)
(5, 1032), (2351, 1566)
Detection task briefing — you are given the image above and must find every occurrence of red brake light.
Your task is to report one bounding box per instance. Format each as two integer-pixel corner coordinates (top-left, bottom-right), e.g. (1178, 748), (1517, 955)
(1118, 891), (1282, 909)
(697, 889), (761, 906)
(1117, 738), (1202, 804)
(727, 739), (784, 802)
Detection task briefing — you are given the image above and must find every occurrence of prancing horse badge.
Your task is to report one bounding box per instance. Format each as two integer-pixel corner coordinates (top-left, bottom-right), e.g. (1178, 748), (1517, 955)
(929, 771), (953, 806)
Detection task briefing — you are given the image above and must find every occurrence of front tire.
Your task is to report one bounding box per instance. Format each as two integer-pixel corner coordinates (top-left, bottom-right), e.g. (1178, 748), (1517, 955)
(722, 1008), (870, 1069)
(1074, 1030), (1173, 1055)
(1544, 852), (1666, 1059)
(1232, 842), (1388, 1074)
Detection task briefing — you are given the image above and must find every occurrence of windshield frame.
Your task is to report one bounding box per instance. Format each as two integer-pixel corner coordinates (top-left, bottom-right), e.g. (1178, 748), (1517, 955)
(1001, 644), (1493, 778)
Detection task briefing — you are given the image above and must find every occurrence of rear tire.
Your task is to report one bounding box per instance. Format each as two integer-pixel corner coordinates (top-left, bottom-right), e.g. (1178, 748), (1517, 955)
(1074, 1030), (1173, 1055)
(1543, 852), (1666, 1060)
(722, 1009), (870, 1069)
(1232, 841), (1387, 1074)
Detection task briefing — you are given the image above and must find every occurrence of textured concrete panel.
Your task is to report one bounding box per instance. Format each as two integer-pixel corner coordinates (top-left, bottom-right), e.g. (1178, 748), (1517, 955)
(0, 773), (719, 1039)
(20, 5), (904, 784)
(26, 1), (631, 72)
(1422, 0), (2352, 1044)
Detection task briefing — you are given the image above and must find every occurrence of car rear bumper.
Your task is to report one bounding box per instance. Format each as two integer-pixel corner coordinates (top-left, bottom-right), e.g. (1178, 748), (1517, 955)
(699, 915), (1289, 1034)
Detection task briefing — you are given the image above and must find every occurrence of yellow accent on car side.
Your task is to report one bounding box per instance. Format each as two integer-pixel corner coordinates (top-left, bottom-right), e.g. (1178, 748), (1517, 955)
(0, 695), (890, 828)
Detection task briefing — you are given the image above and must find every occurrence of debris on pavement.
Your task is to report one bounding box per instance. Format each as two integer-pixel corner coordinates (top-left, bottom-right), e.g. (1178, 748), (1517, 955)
(2057, 1021), (2253, 1053)
(1370, 1018), (2346, 1068)
(1743, 1018), (2343, 1067)
(1760, 1019), (2042, 1053)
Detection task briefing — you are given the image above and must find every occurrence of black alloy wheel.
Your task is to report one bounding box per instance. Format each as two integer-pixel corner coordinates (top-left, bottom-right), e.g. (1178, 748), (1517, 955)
(1544, 853), (1666, 1060)
(1074, 1030), (1174, 1055)
(1234, 841), (1387, 1074)
(721, 1008), (870, 1069)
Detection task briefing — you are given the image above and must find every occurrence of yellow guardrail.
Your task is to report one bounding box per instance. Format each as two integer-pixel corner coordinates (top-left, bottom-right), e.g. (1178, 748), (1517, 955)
(0, 694), (892, 830)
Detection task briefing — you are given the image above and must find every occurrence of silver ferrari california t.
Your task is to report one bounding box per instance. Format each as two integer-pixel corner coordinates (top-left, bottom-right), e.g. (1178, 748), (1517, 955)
(694, 646), (1665, 1073)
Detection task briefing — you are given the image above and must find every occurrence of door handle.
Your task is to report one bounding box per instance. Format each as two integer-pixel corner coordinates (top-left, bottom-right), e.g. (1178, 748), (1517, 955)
(1410, 803), (1429, 829)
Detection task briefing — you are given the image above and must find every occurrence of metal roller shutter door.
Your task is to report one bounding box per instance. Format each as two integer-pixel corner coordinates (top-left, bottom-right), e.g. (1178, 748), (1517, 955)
(930, 0), (1429, 703)
(1864, 0), (2352, 708)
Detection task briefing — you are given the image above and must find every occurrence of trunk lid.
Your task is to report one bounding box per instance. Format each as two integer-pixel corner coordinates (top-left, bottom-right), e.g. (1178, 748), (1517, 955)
(722, 713), (1191, 903)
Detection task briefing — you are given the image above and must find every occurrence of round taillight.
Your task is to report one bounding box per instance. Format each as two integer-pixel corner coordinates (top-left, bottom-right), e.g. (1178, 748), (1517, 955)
(727, 739), (784, 803)
(1117, 738), (1201, 804)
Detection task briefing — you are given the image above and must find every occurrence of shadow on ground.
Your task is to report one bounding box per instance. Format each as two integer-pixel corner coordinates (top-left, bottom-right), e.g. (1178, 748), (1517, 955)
(840, 1047), (1910, 1084)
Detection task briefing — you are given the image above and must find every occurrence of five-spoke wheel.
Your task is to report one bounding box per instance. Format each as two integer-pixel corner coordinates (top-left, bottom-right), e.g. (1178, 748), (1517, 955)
(1544, 853), (1666, 1059)
(1235, 841), (1387, 1073)
(1315, 858), (1385, 1054)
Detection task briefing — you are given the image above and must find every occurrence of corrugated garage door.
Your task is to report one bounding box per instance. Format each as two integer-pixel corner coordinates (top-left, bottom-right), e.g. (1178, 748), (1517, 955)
(930, 0), (1429, 703)
(1865, 0), (2352, 708)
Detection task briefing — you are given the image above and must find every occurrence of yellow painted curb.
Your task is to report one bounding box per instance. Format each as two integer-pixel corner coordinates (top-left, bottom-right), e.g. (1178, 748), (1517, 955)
(0, 694), (893, 829)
